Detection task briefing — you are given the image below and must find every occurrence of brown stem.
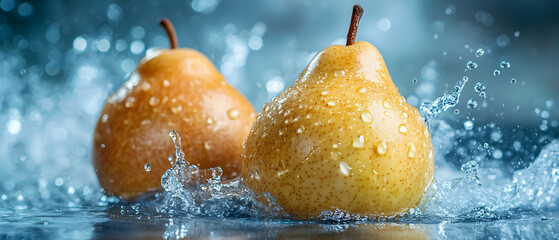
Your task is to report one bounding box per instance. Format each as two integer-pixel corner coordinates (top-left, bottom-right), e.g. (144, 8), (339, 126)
(346, 5), (364, 46)
(159, 18), (178, 49)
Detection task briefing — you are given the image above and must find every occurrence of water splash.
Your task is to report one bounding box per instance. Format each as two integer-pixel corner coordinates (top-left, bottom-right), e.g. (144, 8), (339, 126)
(419, 76), (469, 123)
(156, 130), (285, 218)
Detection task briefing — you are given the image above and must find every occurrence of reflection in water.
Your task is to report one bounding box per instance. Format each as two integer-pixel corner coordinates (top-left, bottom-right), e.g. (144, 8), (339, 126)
(87, 209), (558, 239)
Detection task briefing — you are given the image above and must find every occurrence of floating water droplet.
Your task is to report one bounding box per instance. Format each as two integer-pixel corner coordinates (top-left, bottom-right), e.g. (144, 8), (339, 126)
(407, 143), (416, 158)
(467, 61), (478, 70)
(398, 124), (408, 134)
(467, 99), (478, 109)
(339, 161), (351, 176)
(546, 100), (554, 108)
(149, 97), (160, 106)
(125, 97), (135, 108)
(412, 78), (418, 83)
(480, 91), (486, 98)
(321, 90), (330, 96)
(500, 61), (510, 69)
(464, 120), (474, 130)
(332, 143), (340, 149)
(493, 149), (503, 159)
(493, 69), (501, 76)
(144, 163), (152, 172)
(353, 135), (365, 149)
(475, 48), (484, 57)
(514, 31), (520, 37)
(361, 111), (373, 123)
(444, 3), (456, 15)
(541, 111), (550, 119)
(474, 82), (486, 92)
(100, 144), (105, 149)
(297, 127), (304, 133)
(376, 140), (387, 155)
(227, 109), (240, 119)
(510, 78), (517, 84)
(454, 109), (460, 114)
(207, 117), (215, 125)
(496, 34), (510, 47)
(382, 101), (391, 109)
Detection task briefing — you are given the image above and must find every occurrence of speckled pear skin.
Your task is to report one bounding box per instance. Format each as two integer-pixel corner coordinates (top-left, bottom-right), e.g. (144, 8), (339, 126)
(93, 49), (256, 200)
(242, 41), (434, 219)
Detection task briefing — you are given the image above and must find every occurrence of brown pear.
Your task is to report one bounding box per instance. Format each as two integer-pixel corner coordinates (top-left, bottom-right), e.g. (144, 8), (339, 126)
(242, 5), (434, 219)
(93, 18), (256, 200)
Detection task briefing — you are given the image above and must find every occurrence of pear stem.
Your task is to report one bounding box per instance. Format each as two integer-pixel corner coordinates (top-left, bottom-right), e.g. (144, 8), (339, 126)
(159, 18), (178, 49)
(346, 5), (364, 46)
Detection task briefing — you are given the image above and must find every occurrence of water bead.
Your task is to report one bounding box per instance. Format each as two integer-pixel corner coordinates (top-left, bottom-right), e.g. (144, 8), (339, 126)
(352, 135), (365, 149)
(144, 163), (151, 172)
(464, 120), (474, 130)
(361, 112), (373, 123)
(382, 101), (391, 109)
(466, 61), (478, 70)
(407, 143), (416, 158)
(467, 99), (478, 109)
(546, 100), (554, 108)
(500, 61), (510, 69)
(412, 78), (418, 83)
(454, 109), (460, 114)
(493, 69), (501, 76)
(496, 34), (510, 47)
(475, 48), (484, 57)
(376, 140), (388, 155)
(511, 78), (517, 84)
(339, 162), (351, 176)
(474, 82), (486, 92)
(398, 124), (408, 134)
(227, 109), (240, 119)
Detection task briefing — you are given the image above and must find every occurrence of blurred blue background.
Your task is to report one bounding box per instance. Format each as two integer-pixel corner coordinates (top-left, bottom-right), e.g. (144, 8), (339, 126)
(1, 0), (558, 204)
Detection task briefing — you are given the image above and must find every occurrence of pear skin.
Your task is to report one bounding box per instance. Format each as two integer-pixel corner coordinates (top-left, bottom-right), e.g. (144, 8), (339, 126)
(242, 6), (434, 219)
(93, 19), (256, 200)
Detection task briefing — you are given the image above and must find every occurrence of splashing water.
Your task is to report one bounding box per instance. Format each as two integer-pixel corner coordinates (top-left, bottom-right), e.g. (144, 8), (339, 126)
(156, 130), (285, 218)
(420, 76), (469, 123)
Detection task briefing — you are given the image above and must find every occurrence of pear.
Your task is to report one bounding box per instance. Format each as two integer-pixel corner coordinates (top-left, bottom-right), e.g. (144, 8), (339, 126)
(242, 5), (434, 219)
(93, 18), (256, 200)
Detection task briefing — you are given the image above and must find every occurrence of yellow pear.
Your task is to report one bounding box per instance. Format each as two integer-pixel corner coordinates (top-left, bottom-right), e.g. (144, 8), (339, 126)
(93, 18), (256, 200)
(242, 5), (434, 219)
